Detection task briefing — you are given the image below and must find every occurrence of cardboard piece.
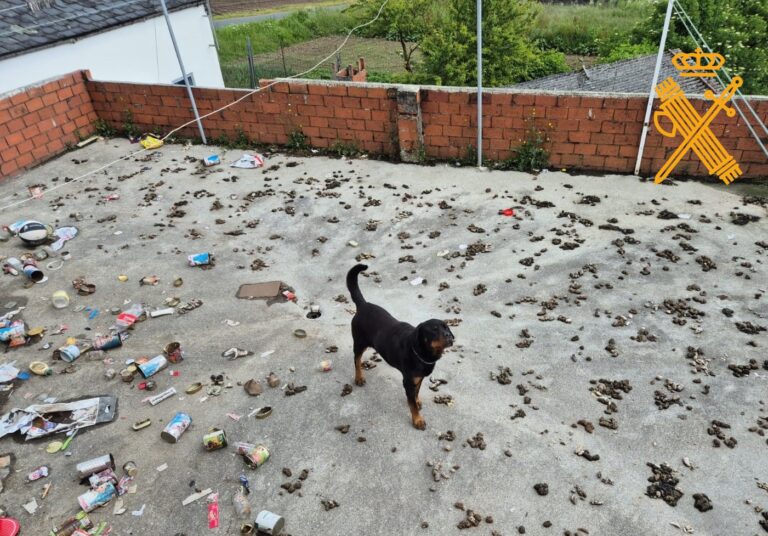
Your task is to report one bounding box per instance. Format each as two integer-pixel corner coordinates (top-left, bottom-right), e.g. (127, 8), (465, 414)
(236, 282), (282, 300)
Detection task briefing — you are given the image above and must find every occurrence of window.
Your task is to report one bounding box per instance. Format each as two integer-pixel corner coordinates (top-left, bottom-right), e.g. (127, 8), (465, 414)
(172, 73), (195, 86)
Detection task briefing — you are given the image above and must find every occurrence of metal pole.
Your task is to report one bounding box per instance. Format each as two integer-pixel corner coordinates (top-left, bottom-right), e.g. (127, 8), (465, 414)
(634, 0), (674, 175)
(476, 0), (483, 168)
(159, 0), (207, 144)
(246, 37), (255, 89)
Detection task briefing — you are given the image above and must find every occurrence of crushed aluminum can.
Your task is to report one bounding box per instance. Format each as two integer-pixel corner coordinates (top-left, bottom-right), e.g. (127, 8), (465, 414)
(255, 510), (285, 535)
(27, 465), (49, 482)
(137, 355), (167, 378)
(242, 445), (269, 469)
(77, 481), (116, 512)
(203, 428), (227, 451)
(161, 412), (191, 443)
(187, 252), (213, 266)
(76, 454), (115, 479)
(92, 333), (123, 351)
(164, 342), (184, 364)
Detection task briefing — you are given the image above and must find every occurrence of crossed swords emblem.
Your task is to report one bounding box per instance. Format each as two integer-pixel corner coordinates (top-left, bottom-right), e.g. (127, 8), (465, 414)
(653, 76), (743, 184)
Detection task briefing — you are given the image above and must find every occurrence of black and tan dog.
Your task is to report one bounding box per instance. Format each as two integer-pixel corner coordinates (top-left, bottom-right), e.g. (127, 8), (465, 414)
(346, 264), (454, 430)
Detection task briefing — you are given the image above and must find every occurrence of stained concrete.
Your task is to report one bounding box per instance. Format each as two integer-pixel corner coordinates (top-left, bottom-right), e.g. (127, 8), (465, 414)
(0, 138), (766, 535)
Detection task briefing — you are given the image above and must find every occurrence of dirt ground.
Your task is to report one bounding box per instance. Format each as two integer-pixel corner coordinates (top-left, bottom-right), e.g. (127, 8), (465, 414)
(210, 0), (338, 16)
(0, 139), (767, 536)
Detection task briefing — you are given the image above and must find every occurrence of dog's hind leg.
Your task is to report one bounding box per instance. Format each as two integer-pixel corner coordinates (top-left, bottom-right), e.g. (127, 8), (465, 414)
(403, 376), (425, 430)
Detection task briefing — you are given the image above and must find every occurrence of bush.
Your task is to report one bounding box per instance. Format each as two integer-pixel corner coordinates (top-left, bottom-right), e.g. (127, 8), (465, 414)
(633, 0), (768, 94)
(526, 50), (571, 80)
(597, 42), (657, 64)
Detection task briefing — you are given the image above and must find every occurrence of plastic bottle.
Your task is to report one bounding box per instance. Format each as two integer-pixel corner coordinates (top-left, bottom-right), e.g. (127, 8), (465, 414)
(233, 486), (251, 519)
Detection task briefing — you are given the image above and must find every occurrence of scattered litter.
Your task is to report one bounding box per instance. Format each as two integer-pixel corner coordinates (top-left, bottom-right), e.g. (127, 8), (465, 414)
(230, 154), (264, 169)
(131, 503), (146, 516)
(203, 155), (220, 167)
(183, 488), (213, 506)
(156, 463), (168, 472)
(0, 395), (117, 440)
(22, 498), (38, 514)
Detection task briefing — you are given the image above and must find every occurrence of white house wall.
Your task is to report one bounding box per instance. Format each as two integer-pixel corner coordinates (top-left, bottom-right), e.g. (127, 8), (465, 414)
(0, 5), (223, 94)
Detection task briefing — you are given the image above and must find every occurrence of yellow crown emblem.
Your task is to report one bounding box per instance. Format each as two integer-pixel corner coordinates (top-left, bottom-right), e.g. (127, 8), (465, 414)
(672, 48), (725, 77)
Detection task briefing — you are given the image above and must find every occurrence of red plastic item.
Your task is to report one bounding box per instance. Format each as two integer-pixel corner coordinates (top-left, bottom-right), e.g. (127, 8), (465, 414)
(0, 518), (20, 536)
(499, 208), (515, 217)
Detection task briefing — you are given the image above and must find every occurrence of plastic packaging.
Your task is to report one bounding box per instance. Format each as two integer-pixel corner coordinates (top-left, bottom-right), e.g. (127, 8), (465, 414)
(233, 486), (251, 519)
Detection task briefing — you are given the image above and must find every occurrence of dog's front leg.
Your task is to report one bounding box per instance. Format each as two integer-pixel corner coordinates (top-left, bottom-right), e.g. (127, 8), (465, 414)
(404, 376), (425, 430)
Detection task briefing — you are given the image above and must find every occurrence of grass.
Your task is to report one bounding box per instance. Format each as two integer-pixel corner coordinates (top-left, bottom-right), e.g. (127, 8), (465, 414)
(213, 0), (349, 20)
(216, 1), (657, 88)
(531, 1), (653, 57)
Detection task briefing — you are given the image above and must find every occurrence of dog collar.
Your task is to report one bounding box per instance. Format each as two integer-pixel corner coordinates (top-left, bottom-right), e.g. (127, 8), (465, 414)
(412, 346), (438, 366)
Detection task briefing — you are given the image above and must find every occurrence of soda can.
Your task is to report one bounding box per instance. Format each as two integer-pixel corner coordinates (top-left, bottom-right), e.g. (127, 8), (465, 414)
(161, 412), (191, 443)
(54, 344), (81, 362)
(22, 264), (44, 282)
(76, 454), (115, 478)
(123, 461), (138, 477)
(187, 252), (212, 266)
(242, 444), (270, 469)
(255, 510), (285, 535)
(203, 428), (227, 451)
(93, 333), (123, 351)
(137, 355), (167, 378)
(77, 482), (116, 512)
(164, 341), (184, 363)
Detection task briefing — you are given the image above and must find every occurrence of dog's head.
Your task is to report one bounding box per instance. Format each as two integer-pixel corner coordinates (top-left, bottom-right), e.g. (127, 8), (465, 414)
(416, 319), (455, 361)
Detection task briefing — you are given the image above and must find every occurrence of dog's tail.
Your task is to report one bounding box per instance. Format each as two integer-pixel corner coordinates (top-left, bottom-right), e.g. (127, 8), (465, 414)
(346, 264), (368, 307)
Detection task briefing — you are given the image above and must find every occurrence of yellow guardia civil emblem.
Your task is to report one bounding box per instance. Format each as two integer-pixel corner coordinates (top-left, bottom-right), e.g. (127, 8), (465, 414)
(653, 48), (743, 185)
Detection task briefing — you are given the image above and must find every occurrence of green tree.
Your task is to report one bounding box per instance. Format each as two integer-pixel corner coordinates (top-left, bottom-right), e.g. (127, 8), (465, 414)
(354, 0), (437, 72)
(635, 0), (768, 94)
(419, 0), (567, 87)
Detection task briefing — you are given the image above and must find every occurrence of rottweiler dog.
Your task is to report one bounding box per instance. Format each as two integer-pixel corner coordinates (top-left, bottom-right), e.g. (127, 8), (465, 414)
(346, 264), (455, 430)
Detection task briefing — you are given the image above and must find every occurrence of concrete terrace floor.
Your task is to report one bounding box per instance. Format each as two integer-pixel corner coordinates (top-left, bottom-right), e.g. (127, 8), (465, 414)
(0, 138), (766, 536)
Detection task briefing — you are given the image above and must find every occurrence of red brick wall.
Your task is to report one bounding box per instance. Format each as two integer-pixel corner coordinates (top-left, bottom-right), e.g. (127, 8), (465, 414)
(5, 71), (765, 180)
(0, 71), (98, 179)
(421, 89), (768, 177)
(87, 79), (399, 157)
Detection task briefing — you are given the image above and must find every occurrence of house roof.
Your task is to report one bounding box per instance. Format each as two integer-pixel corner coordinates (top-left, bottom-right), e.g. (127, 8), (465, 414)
(0, 0), (204, 60)
(514, 51), (712, 95)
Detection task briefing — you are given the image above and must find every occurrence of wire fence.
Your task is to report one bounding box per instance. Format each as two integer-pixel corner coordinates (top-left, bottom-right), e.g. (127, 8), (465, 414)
(209, 0), (343, 16)
(220, 35), (415, 88)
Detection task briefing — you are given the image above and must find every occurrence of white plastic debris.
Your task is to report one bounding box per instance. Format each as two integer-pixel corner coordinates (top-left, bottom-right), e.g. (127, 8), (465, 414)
(230, 154), (264, 169)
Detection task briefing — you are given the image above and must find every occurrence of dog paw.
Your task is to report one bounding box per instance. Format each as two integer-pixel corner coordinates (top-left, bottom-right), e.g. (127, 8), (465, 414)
(412, 417), (426, 430)
(354, 377), (366, 386)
